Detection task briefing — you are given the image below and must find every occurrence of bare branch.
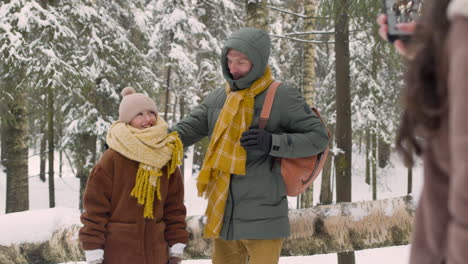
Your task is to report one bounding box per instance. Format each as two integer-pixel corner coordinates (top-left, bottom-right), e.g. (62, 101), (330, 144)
(270, 34), (335, 44)
(232, 0), (331, 19)
(268, 5), (330, 20)
(284, 30), (335, 36)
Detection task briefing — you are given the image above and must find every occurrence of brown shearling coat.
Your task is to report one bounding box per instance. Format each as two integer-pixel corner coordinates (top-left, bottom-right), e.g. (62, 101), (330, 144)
(409, 17), (468, 264)
(79, 149), (189, 264)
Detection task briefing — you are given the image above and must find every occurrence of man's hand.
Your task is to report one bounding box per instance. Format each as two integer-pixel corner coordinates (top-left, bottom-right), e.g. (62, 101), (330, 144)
(377, 14), (417, 57)
(240, 129), (272, 153)
(168, 256), (182, 264)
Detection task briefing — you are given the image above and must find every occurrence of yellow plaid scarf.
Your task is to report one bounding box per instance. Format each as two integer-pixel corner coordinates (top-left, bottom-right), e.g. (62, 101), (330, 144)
(106, 116), (183, 219)
(198, 67), (274, 238)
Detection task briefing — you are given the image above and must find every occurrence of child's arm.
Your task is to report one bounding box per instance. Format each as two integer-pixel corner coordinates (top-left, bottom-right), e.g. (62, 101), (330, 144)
(79, 163), (113, 262)
(164, 167), (189, 258)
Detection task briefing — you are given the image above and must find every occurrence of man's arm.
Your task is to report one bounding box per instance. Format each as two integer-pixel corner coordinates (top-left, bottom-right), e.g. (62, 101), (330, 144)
(169, 100), (209, 147)
(268, 85), (329, 158)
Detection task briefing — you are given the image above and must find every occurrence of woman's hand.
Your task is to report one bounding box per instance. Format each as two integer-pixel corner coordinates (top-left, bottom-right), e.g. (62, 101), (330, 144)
(377, 14), (417, 57)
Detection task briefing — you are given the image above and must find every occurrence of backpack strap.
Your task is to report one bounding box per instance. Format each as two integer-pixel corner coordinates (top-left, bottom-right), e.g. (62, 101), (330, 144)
(259, 83), (331, 139)
(259, 81), (281, 129)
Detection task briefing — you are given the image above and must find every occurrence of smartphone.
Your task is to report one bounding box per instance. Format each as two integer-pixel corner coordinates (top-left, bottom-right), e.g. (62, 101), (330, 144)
(383, 0), (421, 42)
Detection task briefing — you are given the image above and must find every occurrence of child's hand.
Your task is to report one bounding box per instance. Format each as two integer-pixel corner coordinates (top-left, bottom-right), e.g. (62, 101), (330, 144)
(377, 14), (417, 58)
(168, 256), (182, 264)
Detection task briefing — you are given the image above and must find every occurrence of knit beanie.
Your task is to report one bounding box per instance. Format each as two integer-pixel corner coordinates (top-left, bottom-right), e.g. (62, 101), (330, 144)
(118, 87), (158, 124)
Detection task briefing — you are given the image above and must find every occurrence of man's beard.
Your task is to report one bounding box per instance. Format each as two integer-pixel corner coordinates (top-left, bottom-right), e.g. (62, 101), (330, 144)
(231, 74), (242, 80)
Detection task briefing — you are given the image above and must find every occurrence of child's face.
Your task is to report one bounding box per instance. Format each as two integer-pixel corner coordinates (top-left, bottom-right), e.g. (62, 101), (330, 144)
(130, 110), (157, 129)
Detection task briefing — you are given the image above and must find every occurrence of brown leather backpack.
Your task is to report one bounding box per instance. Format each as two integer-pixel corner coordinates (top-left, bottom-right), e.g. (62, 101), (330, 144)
(259, 81), (330, 197)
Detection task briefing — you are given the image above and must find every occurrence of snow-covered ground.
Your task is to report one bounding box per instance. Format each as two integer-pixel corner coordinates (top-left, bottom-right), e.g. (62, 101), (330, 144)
(0, 146), (423, 263)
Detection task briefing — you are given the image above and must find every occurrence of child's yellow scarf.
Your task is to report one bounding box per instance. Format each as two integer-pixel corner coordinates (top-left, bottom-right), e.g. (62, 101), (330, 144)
(198, 67), (274, 238)
(106, 116), (183, 219)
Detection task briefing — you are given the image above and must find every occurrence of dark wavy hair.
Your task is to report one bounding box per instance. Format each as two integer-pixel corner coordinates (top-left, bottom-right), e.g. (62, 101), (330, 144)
(396, 0), (451, 166)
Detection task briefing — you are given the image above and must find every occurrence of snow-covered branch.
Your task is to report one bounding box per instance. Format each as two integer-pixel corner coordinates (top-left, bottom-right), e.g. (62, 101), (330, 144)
(270, 34), (335, 44)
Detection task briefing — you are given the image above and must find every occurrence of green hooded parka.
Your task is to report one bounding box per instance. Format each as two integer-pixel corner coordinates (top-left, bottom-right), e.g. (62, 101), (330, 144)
(171, 28), (329, 240)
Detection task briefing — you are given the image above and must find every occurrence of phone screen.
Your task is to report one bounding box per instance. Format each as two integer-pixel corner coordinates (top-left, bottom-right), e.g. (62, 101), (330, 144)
(384, 0), (421, 41)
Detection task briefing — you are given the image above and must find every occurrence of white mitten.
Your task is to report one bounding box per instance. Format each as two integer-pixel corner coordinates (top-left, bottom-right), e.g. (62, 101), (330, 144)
(169, 243), (186, 258)
(85, 249), (104, 264)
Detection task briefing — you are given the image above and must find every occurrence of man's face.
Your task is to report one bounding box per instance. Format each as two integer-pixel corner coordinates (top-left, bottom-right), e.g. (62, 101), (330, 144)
(226, 49), (253, 80)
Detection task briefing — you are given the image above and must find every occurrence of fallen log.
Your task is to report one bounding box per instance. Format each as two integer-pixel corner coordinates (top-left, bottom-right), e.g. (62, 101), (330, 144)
(0, 195), (416, 263)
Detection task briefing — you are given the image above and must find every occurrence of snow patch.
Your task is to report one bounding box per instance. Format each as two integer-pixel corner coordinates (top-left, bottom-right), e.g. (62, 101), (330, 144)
(0, 207), (81, 246)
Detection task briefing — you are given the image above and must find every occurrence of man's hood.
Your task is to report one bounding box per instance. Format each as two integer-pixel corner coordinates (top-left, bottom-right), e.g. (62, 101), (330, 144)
(221, 28), (271, 90)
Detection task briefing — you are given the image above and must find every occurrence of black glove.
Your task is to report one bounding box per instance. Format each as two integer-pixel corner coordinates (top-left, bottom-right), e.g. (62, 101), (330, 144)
(240, 129), (272, 153)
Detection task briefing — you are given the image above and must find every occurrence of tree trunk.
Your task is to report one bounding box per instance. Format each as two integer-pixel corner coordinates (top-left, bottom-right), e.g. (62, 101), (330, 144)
(58, 114), (63, 178)
(59, 149), (63, 178)
(164, 66), (172, 121)
(378, 136), (391, 168)
(39, 123), (47, 182)
(320, 124), (335, 205)
(365, 129), (370, 185)
(372, 133), (377, 200)
(334, 0), (355, 261)
(358, 131), (363, 154)
(300, 187), (313, 208)
(0, 196), (415, 263)
(299, 0), (318, 209)
(172, 95), (178, 125)
(179, 96), (186, 181)
(302, 0), (317, 106)
(0, 119), (5, 161)
(76, 134), (97, 210)
(334, 0), (352, 206)
(179, 96), (186, 120)
(245, 0), (269, 31)
(407, 166), (412, 195)
(47, 84), (55, 208)
(4, 75), (29, 214)
(338, 252), (356, 264)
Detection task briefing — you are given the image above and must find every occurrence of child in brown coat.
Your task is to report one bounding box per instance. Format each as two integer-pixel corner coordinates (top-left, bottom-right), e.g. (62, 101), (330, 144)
(79, 87), (188, 264)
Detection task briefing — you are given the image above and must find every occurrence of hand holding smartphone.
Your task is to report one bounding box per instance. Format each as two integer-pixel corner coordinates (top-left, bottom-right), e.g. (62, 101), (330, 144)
(382, 0), (421, 43)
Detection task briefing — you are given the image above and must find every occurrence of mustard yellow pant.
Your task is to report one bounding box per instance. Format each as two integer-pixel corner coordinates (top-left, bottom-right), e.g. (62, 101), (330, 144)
(212, 238), (283, 264)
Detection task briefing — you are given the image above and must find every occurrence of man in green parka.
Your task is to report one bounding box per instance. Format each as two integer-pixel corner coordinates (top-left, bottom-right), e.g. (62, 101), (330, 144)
(170, 27), (329, 264)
